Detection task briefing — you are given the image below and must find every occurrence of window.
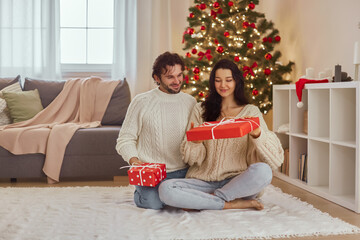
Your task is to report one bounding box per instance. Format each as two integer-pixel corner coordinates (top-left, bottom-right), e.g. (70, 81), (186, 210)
(60, 0), (114, 75)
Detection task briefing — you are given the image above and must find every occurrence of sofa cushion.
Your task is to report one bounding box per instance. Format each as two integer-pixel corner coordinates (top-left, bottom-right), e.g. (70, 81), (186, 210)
(3, 89), (44, 123)
(101, 79), (131, 125)
(0, 75), (21, 90)
(0, 82), (23, 125)
(23, 78), (65, 108)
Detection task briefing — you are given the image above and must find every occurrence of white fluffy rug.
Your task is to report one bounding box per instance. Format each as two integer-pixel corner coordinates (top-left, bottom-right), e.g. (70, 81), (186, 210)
(0, 185), (359, 240)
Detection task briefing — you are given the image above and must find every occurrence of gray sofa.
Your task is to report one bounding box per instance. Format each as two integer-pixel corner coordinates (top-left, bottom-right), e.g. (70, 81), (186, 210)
(0, 76), (130, 180)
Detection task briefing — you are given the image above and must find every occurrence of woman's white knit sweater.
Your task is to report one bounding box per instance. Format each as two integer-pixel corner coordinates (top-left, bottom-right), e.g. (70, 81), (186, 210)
(116, 87), (196, 172)
(182, 103), (284, 181)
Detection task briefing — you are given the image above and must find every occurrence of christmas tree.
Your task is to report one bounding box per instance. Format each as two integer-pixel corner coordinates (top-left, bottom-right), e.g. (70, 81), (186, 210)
(182, 0), (294, 114)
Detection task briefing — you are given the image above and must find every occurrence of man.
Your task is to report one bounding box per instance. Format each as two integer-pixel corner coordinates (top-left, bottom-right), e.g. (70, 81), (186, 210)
(116, 52), (196, 209)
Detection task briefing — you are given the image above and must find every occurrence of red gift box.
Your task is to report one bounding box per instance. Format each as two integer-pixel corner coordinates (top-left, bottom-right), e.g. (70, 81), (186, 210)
(186, 117), (260, 141)
(127, 163), (167, 187)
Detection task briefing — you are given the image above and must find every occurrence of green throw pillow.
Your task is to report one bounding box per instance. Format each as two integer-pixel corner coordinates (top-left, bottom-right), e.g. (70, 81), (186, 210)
(3, 89), (44, 123)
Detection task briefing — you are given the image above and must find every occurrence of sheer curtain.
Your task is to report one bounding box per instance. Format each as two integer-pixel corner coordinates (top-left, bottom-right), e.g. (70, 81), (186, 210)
(0, 0), (61, 80)
(112, 0), (191, 97)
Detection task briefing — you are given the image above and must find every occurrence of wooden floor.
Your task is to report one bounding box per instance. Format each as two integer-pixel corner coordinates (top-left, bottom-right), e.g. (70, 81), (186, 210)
(1, 176), (360, 240)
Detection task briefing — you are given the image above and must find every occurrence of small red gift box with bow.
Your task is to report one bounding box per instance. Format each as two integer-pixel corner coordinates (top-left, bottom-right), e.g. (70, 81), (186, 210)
(127, 163), (167, 187)
(186, 117), (260, 141)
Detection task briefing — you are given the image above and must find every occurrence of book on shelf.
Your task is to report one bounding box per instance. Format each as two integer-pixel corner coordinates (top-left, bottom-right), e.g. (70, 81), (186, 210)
(299, 153), (307, 182)
(280, 148), (289, 176)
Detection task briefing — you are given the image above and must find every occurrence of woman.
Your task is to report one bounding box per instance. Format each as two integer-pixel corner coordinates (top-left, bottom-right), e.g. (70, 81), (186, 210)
(158, 59), (284, 210)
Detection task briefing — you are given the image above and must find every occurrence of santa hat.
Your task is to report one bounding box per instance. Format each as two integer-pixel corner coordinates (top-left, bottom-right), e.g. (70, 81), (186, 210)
(295, 78), (329, 108)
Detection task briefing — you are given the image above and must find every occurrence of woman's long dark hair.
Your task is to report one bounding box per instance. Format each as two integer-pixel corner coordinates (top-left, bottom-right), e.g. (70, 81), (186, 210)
(201, 59), (249, 122)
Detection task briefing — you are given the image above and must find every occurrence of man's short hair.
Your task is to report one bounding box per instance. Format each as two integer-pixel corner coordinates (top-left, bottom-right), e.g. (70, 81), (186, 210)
(152, 52), (185, 83)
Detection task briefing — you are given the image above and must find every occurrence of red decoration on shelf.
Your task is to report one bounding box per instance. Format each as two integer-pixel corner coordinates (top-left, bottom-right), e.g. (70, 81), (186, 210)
(200, 3), (207, 10)
(243, 62), (258, 77)
(186, 52), (191, 58)
(198, 49), (212, 61)
(252, 89), (259, 96)
(191, 48), (197, 54)
(211, 8), (223, 19)
(216, 46), (224, 53)
(189, 13), (195, 18)
(265, 53), (272, 60)
(194, 75), (200, 81)
(248, 2), (255, 10)
(264, 68), (272, 75)
(228, 1), (234, 7)
(213, 2), (220, 9)
(224, 31), (230, 37)
(214, 39), (219, 45)
(199, 91), (204, 97)
(268, 37), (273, 43)
(234, 56), (240, 62)
(275, 36), (281, 42)
(250, 23), (256, 28)
(193, 67), (200, 75)
(242, 21), (249, 28)
(247, 43), (254, 49)
(201, 26), (206, 31)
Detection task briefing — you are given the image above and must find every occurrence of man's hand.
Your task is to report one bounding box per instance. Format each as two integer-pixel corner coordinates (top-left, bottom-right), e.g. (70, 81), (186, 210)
(129, 157), (144, 165)
(189, 122), (203, 144)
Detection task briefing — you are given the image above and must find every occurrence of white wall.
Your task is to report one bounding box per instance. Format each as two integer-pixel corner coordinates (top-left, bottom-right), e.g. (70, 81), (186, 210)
(257, 0), (360, 82)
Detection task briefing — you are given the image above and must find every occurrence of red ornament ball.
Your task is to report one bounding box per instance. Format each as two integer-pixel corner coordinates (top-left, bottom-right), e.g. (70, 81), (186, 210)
(193, 67), (200, 75)
(184, 75), (189, 84)
(213, 2), (220, 9)
(216, 46), (224, 53)
(242, 21), (249, 28)
(200, 26), (206, 31)
(191, 48), (197, 54)
(234, 56), (240, 62)
(250, 23), (256, 28)
(199, 91), (204, 97)
(264, 68), (272, 75)
(268, 37), (273, 43)
(200, 3), (207, 10)
(248, 2), (255, 10)
(214, 39), (219, 45)
(194, 75), (200, 81)
(265, 53), (272, 60)
(252, 89), (259, 96)
(224, 31), (230, 37)
(247, 43), (254, 49)
(188, 28), (195, 35)
(189, 13), (194, 18)
(228, 1), (234, 7)
(186, 52), (191, 58)
(262, 37), (268, 42)
(275, 36), (281, 42)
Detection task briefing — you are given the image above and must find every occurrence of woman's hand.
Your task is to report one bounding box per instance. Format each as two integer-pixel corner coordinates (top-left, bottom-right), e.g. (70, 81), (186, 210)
(189, 122), (203, 144)
(243, 116), (261, 138)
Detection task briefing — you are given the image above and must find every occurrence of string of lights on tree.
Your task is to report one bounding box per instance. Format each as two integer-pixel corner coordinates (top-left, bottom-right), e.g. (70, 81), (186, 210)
(182, 0), (294, 114)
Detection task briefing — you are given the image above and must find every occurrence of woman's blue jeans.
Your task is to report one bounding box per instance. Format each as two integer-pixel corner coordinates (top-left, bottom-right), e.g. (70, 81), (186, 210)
(158, 162), (272, 210)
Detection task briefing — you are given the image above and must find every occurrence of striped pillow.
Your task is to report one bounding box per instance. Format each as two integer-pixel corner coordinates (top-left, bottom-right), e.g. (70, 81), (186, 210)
(0, 82), (22, 125)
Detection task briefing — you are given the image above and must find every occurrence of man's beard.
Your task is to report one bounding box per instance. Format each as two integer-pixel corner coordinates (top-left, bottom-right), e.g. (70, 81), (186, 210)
(160, 82), (181, 94)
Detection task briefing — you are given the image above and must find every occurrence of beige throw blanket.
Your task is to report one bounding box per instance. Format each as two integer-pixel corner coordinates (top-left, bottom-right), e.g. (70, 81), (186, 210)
(0, 77), (120, 182)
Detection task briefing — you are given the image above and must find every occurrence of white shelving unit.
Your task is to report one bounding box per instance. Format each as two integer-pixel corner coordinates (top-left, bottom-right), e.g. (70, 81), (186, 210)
(273, 81), (360, 213)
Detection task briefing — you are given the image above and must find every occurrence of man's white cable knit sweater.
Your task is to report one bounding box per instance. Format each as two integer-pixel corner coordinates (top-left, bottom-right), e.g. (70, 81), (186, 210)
(182, 103), (284, 181)
(116, 87), (196, 172)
